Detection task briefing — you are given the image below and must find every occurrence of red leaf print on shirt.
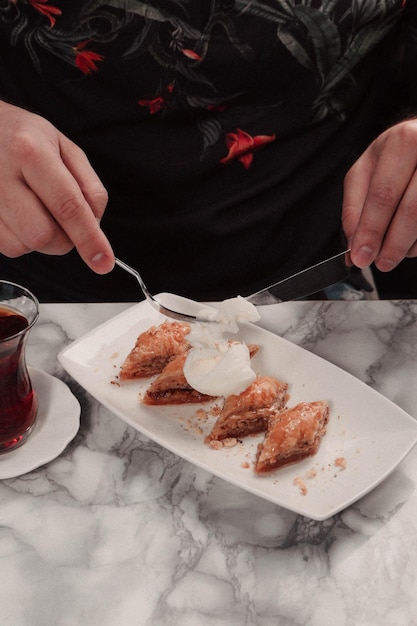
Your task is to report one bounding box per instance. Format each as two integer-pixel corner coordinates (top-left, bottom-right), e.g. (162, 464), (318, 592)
(28, 0), (61, 27)
(182, 49), (202, 61)
(138, 95), (165, 114)
(138, 84), (174, 114)
(74, 41), (104, 75)
(220, 128), (276, 169)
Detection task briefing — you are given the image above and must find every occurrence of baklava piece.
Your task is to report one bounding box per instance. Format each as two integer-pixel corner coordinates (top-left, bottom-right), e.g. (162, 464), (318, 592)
(143, 341), (260, 406)
(205, 376), (288, 443)
(120, 320), (190, 380)
(142, 353), (216, 405)
(255, 400), (329, 473)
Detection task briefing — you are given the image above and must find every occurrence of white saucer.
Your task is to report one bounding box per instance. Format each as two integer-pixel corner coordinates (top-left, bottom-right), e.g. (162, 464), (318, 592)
(0, 368), (81, 479)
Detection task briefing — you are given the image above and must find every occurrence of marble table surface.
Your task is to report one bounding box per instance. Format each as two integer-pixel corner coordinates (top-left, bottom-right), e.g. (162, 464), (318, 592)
(2, 300), (417, 626)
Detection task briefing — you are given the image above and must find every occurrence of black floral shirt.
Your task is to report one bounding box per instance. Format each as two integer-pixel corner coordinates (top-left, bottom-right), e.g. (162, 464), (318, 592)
(0, 0), (413, 301)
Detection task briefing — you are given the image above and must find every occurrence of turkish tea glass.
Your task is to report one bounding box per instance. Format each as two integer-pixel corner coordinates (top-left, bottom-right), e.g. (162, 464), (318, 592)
(0, 281), (39, 452)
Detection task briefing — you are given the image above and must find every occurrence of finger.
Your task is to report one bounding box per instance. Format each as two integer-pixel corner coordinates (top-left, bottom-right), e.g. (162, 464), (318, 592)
(342, 153), (373, 246)
(373, 171), (417, 271)
(0, 184), (74, 256)
(0, 215), (31, 257)
(59, 135), (108, 221)
(345, 129), (417, 268)
(406, 241), (417, 257)
(21, 145), (114, 273)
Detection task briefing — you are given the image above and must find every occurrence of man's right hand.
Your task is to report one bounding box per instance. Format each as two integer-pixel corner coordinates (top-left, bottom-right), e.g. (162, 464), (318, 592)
(0, 101), (114, 274)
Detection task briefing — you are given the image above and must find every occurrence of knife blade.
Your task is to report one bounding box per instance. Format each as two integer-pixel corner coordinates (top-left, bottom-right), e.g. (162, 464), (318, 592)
(245, 250), (350, 306)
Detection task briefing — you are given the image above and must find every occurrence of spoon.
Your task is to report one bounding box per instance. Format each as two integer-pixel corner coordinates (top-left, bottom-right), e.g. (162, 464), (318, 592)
(114, 258), (215, 323)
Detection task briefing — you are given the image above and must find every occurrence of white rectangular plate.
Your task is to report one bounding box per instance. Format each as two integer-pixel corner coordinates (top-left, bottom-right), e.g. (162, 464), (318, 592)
(58, 297), (417, 520)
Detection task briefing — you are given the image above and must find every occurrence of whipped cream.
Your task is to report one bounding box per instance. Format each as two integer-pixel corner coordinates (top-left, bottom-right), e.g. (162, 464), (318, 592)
(197, 296), (260, 332)
(184, 296), (260, 397)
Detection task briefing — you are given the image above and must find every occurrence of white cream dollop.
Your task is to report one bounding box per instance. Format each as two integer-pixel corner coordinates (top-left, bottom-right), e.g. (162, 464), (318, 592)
(183, 296), (260, 397)
(183, 340), (256, 397)
(198, 296), (260, 332)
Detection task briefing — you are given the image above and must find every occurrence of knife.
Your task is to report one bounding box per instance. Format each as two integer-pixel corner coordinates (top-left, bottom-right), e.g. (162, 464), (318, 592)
(245, 250), (350, 306)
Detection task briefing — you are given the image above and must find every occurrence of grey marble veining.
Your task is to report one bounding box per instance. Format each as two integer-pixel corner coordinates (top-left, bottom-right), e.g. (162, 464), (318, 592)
(1, 301), (417, 626)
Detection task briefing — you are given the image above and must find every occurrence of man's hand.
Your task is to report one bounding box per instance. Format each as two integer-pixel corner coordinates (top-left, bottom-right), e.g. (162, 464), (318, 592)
(343, 119), (417, 271)
(0, 101), (114, 273)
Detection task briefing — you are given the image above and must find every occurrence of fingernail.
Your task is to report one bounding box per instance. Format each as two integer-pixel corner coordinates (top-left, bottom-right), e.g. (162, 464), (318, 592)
(92, 252), (105, 265)
(356, 246), (374, 267)
(377, 258), (397, 271)
(91, 252), (114, 274)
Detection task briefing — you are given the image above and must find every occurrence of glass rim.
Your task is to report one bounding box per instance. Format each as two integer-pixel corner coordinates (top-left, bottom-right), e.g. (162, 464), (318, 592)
(0, 280), (40, 341)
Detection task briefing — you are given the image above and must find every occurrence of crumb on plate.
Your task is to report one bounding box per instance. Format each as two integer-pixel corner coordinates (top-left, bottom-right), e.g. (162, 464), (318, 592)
(208, 437), (238, 449)
(294, 476), (308, 496)
(195, 408), (209, 421)
(334, 457), (347, 470)
(209, 440), (224, 450)
(223, 437), (238, 448)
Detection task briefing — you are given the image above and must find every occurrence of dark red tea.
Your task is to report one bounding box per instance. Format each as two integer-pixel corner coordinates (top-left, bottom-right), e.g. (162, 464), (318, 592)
(0, 304), (37, 450)
(0, 306), (28, 339)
